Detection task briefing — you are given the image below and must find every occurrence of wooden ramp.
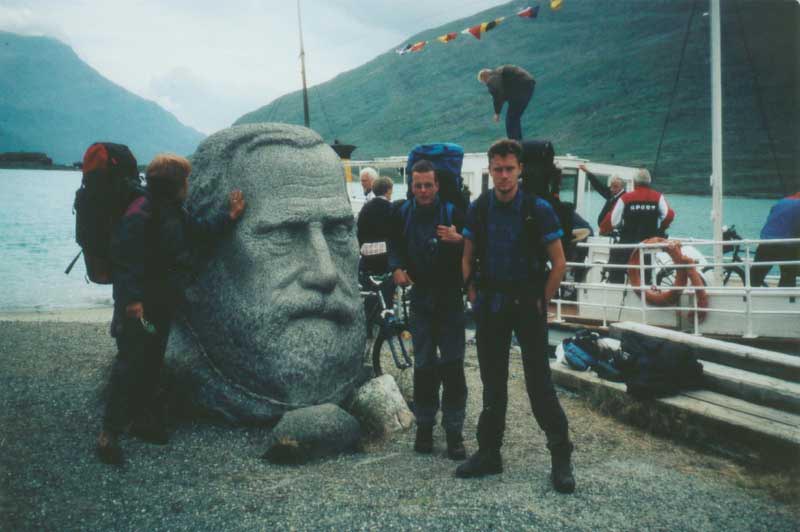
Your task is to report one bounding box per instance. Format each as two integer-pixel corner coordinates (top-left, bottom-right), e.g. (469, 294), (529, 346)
(550, 322), (800, 466)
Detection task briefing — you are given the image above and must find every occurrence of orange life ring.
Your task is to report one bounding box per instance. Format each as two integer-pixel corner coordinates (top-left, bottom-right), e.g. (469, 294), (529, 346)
(686, 267), (709, 323)
(627, 238), (686, 306)
(626, 237), (709, 322)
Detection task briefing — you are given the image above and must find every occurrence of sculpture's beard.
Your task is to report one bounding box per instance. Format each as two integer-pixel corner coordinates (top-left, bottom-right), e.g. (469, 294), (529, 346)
(199, 282), (365, 407)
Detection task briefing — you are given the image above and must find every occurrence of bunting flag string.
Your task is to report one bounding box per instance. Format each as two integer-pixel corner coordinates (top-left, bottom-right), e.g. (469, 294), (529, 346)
(395, 3), (561, 57)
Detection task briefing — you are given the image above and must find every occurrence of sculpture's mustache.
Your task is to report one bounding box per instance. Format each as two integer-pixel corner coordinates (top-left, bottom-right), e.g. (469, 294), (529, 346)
(273, 293), (358, 325)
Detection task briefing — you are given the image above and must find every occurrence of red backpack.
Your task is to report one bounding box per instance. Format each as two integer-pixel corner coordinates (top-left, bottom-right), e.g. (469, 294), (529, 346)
(65, 142), (143, 284)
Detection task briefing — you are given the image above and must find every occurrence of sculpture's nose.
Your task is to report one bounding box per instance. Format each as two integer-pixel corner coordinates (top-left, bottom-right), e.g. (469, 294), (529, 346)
(300, 223), (338, 293)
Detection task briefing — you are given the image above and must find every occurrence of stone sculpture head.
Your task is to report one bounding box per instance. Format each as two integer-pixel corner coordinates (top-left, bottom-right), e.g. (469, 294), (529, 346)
(183, 123), (365, 420)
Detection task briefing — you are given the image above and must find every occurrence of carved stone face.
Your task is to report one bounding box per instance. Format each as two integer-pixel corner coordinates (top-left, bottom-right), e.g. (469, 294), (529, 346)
(184, 124), (364, 418)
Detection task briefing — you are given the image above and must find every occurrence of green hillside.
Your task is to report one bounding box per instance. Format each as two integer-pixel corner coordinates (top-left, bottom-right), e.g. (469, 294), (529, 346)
(237, 0), (798, 197)
(0, 31), (204, 164)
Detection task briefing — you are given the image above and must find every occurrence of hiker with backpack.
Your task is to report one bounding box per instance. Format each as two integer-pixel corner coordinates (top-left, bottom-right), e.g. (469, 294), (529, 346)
(94, 151), (246, 465)
(388, 159), (468, 460)
(457, 139), (575, 494)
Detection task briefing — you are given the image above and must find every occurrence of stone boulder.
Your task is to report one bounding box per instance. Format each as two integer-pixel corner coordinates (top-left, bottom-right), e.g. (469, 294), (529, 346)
(262, 404), (361, 464)
(349, 375), (415, 438)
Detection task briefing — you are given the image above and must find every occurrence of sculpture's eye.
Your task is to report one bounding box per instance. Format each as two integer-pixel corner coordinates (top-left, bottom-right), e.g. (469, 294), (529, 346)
(325, 220), (353, 247)
(254, 225), (300, 256)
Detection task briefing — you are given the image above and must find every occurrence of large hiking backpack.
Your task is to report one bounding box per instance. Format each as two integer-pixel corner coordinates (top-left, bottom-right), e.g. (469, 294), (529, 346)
(520, 139), (574, 254)
(65, 142), (143, 284)
(405, 143), (468, 214)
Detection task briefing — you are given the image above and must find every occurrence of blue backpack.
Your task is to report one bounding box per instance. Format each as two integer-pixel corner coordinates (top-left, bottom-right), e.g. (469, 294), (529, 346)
(405, 143), (467, 214)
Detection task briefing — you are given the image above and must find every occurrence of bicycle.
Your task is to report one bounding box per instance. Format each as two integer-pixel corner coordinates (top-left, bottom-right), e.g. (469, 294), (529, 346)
(699, 225), (751, 286)
(359, 270), (414, 378)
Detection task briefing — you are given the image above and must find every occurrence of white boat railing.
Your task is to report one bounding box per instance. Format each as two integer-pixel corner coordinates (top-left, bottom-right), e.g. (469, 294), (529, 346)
(553, 236), (800, 339)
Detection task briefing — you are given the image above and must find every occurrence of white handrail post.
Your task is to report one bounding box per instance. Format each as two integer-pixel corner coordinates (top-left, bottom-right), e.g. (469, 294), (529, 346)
(710, 0), (724, 281)
(638, 245), (648, 324)
(743, 244), (755, 338)
(692, 282), (700, 335)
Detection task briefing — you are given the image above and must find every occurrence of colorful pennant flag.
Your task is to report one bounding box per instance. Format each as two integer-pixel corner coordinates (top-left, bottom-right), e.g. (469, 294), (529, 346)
(408, 40), (427, 53)
(517, 6), (540, 18)
(462, 17), (505, 40)
(551, 0), (563, 10)
(436, 32), (458, 43)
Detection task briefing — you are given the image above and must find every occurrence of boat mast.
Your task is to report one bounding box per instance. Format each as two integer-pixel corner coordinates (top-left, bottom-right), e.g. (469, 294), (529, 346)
(710, 0), (723, 279)
(297, 0), (310, 128)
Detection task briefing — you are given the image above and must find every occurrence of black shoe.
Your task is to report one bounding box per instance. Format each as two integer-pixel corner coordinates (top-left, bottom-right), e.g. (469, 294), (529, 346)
(96, 430), (124, 465)
(446, 431), (466, 461)
(414, 425), (433, 454)
(455, 449), (502, 478)
(551, 450), (576, 494)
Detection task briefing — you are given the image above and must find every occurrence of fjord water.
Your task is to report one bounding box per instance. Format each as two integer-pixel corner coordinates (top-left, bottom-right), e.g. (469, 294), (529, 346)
(0, 169), (781, 311)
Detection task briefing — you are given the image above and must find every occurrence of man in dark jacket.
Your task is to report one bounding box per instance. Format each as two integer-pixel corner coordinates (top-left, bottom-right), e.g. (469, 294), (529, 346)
(389, 160), (468, 460)
(478, 65), (536, 141)
(357, 176), (395, 274)
(579, 164), (625, 236)
(96, 153), (245, 465)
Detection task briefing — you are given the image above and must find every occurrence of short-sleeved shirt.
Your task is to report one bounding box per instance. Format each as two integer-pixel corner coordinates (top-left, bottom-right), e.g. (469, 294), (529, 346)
(760, 194), (800, 240)
(463, 189), (563, 283)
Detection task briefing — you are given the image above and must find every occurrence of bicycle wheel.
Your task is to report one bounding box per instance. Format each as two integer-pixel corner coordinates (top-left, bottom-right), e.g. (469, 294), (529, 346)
(701, 265), (745, 286)
(371, 328), (414, 402)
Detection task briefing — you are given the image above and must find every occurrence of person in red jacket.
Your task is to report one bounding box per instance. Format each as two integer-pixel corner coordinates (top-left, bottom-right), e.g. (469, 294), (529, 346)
(602, 168), (675, 283)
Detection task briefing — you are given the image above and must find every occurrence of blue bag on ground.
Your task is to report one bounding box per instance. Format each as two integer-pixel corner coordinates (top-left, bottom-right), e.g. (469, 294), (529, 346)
(562, 339), (597, 371)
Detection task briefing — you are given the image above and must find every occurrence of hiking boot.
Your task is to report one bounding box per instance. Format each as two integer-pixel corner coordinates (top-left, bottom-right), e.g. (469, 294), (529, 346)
(446, 431), (466, 461)
(551, 449), (576, 494)
(414, 425), (433, 454)
(455, 449), (502, 478)
(96, 430), (124, 465)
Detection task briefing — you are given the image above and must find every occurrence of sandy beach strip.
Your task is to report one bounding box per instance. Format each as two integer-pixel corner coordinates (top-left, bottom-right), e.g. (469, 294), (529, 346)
(0, 305), (113, 323)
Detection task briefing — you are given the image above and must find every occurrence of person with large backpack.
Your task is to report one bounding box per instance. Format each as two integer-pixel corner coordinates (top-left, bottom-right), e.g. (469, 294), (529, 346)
(94, 150), (246, 465)
(388, 159), (468, 460)
(456, 139), (575, 494)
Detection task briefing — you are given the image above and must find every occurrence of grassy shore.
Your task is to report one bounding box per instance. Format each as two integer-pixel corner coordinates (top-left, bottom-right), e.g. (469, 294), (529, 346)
(0, 314), (797, 530)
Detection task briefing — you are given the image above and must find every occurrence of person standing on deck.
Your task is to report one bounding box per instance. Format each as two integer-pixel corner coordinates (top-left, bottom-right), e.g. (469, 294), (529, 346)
(579, 164), (625, 236)
(458, 139), (575, 493)
(478, 65), (536, 141)
(604, 168), (675, 284)
(360, 167), (377, 201)
(750, 192), (800, 287)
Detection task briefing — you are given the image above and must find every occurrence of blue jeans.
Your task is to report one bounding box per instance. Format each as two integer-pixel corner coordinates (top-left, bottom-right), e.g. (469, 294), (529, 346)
(410, 288), (467, 432)
(505, 82), (535, 141)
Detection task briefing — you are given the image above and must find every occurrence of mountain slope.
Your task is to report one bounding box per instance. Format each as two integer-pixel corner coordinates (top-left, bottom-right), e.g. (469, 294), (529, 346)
(0, 31), (204, 164)
(236, 0), (798, 196)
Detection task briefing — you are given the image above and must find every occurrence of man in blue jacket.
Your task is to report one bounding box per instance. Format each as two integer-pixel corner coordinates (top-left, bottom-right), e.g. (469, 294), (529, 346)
(458, 139), (575, 493)
(96, 154), (245, 465)
(751, 192), (800, 287)
(389, 159), (468, 460)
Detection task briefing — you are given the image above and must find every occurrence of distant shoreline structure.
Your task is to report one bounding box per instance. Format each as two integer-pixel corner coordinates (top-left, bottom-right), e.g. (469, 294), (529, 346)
(0, 151), (75, 170)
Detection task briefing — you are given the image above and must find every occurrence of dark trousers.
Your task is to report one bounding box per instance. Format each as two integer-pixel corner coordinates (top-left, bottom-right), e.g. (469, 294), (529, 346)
(505, 82), (535, 141)
(750, 242), (799, 287)
(410, 289), (467, 433)
(103, 303), (173, 433)
(607, 249), (654, 285)
(474, 290), (570, 452)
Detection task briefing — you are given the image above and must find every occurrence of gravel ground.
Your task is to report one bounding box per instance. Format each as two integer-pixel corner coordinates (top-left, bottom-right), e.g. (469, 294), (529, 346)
(1, 319), (798, 531)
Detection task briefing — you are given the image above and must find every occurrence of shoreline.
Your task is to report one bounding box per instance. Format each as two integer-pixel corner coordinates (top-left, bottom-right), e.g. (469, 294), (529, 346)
(0, 305), (112, 323)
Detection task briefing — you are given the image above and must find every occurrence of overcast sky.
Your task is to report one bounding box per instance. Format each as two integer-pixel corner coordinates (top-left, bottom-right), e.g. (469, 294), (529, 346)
(1, 0), (505, 134)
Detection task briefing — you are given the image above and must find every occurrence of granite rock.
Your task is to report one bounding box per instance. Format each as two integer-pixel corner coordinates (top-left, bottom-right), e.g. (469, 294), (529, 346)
(262, 403), (361, 464)
(349, 375), (415, 438)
